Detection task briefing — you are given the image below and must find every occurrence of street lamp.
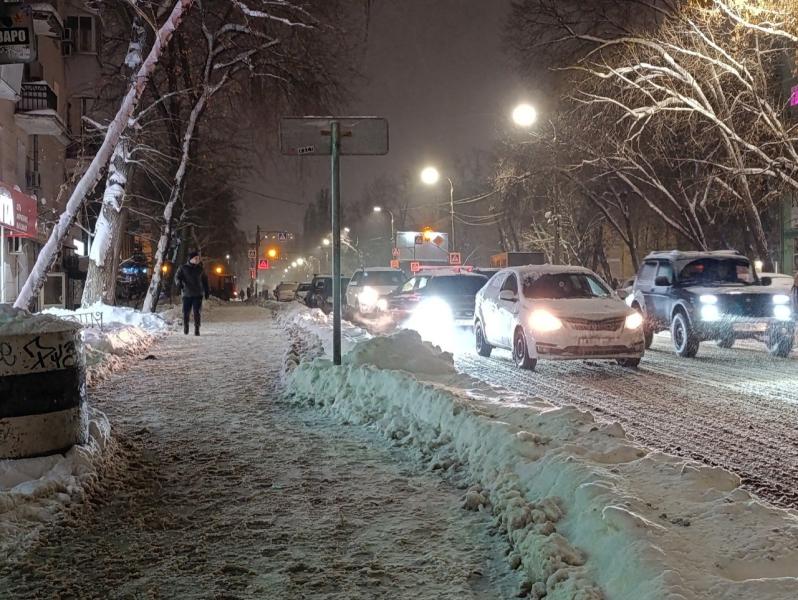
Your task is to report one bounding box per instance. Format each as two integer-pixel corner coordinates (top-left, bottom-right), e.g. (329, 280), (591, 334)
(421, 166), (456, 252)
(225, 253), (231, 260)
(296, 257), (305, 266)
(512, 102), (537, 128)
(373, 206), (395, 249)
(322, 238), (330, 246)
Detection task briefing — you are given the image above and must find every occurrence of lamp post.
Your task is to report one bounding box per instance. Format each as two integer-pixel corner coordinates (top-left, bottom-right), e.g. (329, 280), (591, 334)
(420, 166), (456, 252)
(373, 206), (395, 250)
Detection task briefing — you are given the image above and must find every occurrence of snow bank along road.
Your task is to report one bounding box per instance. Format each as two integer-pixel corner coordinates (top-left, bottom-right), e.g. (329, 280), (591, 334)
(0, 305), (518, 599)
(456, 335), (798, 509)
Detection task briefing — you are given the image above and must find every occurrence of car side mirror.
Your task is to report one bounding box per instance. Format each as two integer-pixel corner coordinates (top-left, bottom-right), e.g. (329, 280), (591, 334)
(654, 276), (671, 287)
(760, 276), (772, 286)
(499, 290), (518, 302)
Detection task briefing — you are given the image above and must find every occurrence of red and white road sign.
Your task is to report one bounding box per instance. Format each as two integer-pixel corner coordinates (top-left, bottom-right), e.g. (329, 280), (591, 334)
(448, 252), (461, 265)
(410, 261), (421, 273)
(257, 259), (270, 270)
(391, 247), (400, 258)
(390, 259), (400, 269)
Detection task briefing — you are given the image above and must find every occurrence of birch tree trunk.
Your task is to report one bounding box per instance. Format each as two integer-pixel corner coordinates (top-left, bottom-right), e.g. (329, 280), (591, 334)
(13, 0), (194, 310)
(81, 15), (147, 307)
(142, 91), (208, 313)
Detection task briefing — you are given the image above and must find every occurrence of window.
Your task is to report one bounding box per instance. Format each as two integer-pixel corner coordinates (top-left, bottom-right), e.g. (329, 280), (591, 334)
(676, 258), (755, 285)
(637, 262), (657, 285)
(488, 272), (505, 289)
(65, 16), (95, 53)
(400, 278), (416, 293)
(523, 273), (611, 300)
(500, 274), (518, 295)
(655, 263), (673, 285)
(350, 271), (363, 285)
(361, 270), (405, 287)
(425, 275), (488, 296)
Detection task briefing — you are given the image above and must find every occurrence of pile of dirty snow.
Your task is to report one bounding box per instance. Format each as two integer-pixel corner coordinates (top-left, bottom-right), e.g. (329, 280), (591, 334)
(284, 328), (798, 600)
(0, 408), (111, 562)
(43, 303), (167, 384)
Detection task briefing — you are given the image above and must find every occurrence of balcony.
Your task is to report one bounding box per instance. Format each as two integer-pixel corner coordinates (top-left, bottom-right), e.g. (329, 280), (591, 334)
(14, 82), (70, 145)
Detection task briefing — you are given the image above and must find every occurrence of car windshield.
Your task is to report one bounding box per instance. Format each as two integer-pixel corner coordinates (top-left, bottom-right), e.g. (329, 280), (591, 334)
(676, 258), (755, 285)
(360, 271), (405, 286)
(425, 275), (487, 295)
(523, 273), (611, 299)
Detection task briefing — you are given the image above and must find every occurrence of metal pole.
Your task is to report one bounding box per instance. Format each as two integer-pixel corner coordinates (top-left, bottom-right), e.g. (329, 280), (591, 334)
(390, 211), (395, 249)
(553, 195), (561, 264)
(331, 121), (342, 365)
(0, 226), (5, 304)
(448, 177), (455, 252)
(254, 224), (260, 297)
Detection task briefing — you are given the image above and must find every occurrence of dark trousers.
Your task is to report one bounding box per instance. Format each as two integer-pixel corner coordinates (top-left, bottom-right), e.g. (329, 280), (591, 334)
(182, 296), (203, 331)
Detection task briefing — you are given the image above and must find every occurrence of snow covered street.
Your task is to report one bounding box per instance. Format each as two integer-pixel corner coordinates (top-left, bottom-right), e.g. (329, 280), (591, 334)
(456, 335), (798, 509)
(0, 305), (517, 599)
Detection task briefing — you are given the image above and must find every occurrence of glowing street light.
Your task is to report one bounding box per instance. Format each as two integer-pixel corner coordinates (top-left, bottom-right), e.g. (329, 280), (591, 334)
(373, 206), (395, 247)
(215, 266), (223, 275)
(322, 238), (330, 246)
(420, 166), (440, 185)
(512, 103), (538, 127)
(291, 261), (298, 267)
(225, 254), (231, 260)
(421, 166), (456, 251)
(296, 257), (305, 266)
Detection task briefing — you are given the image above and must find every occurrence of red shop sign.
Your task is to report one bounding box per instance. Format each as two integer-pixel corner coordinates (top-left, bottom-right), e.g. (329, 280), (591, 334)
(0, 181), (37, 236)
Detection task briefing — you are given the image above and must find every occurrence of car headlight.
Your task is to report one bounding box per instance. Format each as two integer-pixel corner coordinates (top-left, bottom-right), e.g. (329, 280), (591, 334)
(701, 305), (720, 321)
(773, 294), (791, 305)
(415, 297), (453, 320)
(625, 312), (644, 330)
(699, 294), (718, 304)
(529, 309), (562, 332)
(774, 304), (792, 321)
(376, 298), (388, 311)
(358, 286), (379, 307)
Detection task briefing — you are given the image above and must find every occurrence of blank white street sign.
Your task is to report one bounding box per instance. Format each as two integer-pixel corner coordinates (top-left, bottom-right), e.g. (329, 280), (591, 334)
(279, 117), (389, 156)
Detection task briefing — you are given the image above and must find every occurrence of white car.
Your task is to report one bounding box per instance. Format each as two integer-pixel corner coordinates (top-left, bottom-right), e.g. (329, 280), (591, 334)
(474, 265), (645, 370)
(758, 272), (794, 293)
(275, 282), (299, 302)
(346, 267), (406, 314)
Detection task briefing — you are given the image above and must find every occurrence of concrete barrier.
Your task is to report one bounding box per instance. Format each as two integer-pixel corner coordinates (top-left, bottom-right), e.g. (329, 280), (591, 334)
(0, 324), (87, 459)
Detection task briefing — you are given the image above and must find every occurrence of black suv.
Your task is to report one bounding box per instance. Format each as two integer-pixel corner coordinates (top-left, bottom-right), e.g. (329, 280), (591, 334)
(629, 251), (794, 357)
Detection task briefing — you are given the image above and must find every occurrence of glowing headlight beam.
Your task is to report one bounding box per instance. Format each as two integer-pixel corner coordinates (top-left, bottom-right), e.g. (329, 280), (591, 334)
(529, 309), (562, 332)
(625, 312), (644, 330)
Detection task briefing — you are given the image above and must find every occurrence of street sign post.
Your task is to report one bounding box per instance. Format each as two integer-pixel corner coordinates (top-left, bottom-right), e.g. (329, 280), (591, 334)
(257, 259), (270, 270)
(449, 252), (461, 266)
(390, 259), (400, 269)
(0, 4), (36, 65)
(280, 117), (389, 365)
(410, 261), (421, 273)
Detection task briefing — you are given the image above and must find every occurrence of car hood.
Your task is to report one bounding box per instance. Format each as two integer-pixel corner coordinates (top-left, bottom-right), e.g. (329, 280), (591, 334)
(683, 285), (785, 296)
(532, 298), (632, 320)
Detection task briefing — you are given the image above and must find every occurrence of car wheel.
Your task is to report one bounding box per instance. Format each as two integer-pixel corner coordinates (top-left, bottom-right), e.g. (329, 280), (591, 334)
(671, 312), (699, 358)
(513, 328), (537, 370)
(766, 324), (794, 358)
(716, 334), (735, 349)
(616, 358), (641, 368)
(475, 321), (493, 357)
(643, 328), (654, 349)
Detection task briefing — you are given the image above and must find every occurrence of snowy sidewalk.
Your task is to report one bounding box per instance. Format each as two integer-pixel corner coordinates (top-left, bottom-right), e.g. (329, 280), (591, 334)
(0, 305), (515, 599)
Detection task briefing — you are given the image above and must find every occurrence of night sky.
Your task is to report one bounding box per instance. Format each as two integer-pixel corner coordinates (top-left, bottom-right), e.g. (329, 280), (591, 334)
(238, 0), (517, 239)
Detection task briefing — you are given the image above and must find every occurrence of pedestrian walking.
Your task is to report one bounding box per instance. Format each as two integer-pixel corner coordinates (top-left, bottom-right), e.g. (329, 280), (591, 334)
(175, 251), (210, 336)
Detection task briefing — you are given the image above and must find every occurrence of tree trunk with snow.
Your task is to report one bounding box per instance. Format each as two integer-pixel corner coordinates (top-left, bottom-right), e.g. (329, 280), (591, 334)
(13, 0), (194, 310)
(81, 15), (148, 308)
(142, 91), (208, 313)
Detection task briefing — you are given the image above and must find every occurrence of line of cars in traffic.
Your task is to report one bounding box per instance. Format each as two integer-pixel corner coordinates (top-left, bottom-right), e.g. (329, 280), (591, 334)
(272, 249), (795, 370)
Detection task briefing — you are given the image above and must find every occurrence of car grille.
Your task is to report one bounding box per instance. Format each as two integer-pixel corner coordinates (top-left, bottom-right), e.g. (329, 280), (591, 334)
(562, 317), (625, 332)
(716, 294), (773, 318)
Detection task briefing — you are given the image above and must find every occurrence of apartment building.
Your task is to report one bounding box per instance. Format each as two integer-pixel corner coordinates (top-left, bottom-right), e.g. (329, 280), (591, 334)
(0, 1), (102, 308)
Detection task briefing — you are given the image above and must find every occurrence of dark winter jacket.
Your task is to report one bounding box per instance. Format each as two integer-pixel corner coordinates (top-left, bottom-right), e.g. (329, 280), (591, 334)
(176, 262), (210, 298)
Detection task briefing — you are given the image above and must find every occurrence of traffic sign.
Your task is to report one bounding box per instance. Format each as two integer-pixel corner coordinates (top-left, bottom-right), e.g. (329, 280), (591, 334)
(279, 117), (389, 156)
(257, 259), (270, 270)
(0, 4), (35, 65)
(390, 259), (400, 269)
(410, 261), (421, 273)
(277, 232), (287, 241)
(391, 247), (400, 258)
(248, 248), (256, 259)
(449, 252), (461, 265)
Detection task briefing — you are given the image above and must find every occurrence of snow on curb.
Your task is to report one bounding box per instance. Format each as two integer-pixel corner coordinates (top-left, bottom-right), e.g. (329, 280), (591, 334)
(44, 303), (168, 385)
(0, 407), (112, 562)
(283, 328), (798, 599)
